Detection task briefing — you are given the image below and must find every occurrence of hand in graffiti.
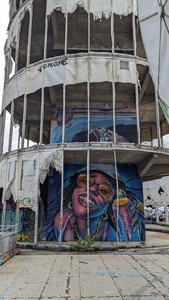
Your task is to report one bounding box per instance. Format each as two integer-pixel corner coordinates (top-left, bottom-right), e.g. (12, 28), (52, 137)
(111, 197), (144, 241)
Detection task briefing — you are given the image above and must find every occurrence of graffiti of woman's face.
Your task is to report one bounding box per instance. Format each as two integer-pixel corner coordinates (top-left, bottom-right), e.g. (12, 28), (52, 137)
(72, 172), (114, 218)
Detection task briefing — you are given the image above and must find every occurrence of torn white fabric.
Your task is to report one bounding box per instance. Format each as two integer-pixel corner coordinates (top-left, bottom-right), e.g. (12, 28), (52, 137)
(0, 158), (7, 189)
(39, 150), (62, 184)
(9, 0), (16, 18)
(17, 152), (39, 211)
(138, 0), (169, 116)
(2, 56), (138, 111)
(0, 156), (18, 202)
(5, 0), (33, 55)
(46, 0), (135, 17)
(113, 0), (133, 16)
(0, 150), (62, 210)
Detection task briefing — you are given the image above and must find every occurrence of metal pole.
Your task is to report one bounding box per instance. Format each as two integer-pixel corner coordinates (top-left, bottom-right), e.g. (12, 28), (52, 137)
(62, 84), (66, 144)
(39, 88), (45, 145)
(155, 93), (162, 147)
(0, 110), (6, 155)
(114, 149), (119, 246)
(132, 5), (137, 56)
(34, 152), (40, 245)
(26, 5), (33, 66)
(65, 12), (68, 55)
(59, 150), (64, 250)
(111, 0), (114, 54)
(87, 150), (90, 236)
(88, 0), (90, 53)
(135, 82), (141, 144)
(8, 100), (14, 152)
(15, 23), (21, 73)
(43, 7), (49, 59)
(21, 94), (27, 149)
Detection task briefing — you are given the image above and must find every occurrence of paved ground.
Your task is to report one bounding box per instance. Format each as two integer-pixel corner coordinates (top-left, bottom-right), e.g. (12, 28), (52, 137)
(1, 228), (169, 300)
(1, 249), (169, 299)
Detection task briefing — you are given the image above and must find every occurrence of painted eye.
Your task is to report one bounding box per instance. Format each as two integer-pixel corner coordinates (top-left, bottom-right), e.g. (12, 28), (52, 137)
(99, 185), (114, 201)
(77, 174), (88, 187)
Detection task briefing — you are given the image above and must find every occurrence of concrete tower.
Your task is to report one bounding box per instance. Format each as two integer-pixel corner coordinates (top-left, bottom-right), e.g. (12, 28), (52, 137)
(0, 0), (169, 247)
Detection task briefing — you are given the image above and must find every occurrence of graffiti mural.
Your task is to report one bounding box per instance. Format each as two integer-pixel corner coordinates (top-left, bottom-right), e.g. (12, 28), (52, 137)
(5, 196), (16, 225)
(45, 164), (145, 242)
(17, 208), (35, 242)
(50, 106), (137, 144)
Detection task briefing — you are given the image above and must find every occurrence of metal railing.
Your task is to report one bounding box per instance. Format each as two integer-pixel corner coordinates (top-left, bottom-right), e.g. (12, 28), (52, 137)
(0, 224), (19, 255)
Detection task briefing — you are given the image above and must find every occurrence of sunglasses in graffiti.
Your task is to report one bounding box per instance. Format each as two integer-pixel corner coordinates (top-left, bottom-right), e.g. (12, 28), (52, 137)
(76, 173), (115, 201)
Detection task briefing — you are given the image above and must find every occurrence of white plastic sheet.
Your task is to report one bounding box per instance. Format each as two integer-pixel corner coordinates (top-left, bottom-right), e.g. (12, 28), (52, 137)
(46, 0), (135, 17)
(138, 0), (169, 121)
(2, 56), (137, 111)
(5, 0), (33, 55)
(39, 150), (62, 184)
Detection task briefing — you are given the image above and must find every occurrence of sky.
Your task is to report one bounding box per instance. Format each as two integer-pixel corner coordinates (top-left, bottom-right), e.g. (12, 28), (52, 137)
(0, 1), (9, 108)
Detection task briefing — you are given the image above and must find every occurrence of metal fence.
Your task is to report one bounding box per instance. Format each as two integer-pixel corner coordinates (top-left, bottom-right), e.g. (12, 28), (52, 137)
(0, 224), (19, 255)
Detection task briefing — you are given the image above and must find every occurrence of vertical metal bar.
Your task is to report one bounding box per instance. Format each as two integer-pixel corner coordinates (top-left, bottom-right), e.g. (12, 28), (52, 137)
(87, 0), (90, 237)
(21, 94), (27, 148)
(88, 0), (90, 52)
(150, 127), (153, 147)
(14, 0), (16, 11)
(15, 23), (21, 73)
(59, 150), (64, 250)
(87, 150), (90, 236)
(8, 100), (14, 152)
(26, 5), (33, 66)
(34, 153), (40, 245)
(114, 149), (119, 246)
(65, 12), (68, 55)
(27, 130), (29, 147)
(1, 200), (6, 227)
(132, 10), (137, 56)
(44, 8), (49, 59)
(157, 2), (162, 147)
(155, 93), (162, 147)
(62, 84), (66, 144)
(87, 82), (90, 143)
(112, 81), (116, 143)
(111, 0), (114, 53)
(0, 110), (6, 155)
(17, 126), (21, 149)
(39, 88), (45, 145)
(135, 82), (141, 144)
(1, 160), (8, 226)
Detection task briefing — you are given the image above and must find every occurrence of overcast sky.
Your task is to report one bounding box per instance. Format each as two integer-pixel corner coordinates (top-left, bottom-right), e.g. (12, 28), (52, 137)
(0, 1), (9, 108)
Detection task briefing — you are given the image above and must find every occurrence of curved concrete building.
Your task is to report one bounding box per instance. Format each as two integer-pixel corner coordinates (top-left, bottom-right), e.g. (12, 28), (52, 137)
(0, 0), (169, 246)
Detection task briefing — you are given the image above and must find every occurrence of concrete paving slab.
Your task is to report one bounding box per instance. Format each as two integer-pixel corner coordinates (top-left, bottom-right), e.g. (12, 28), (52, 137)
(145, 231), (169, 247)
(49, 255), (79, 278)
(4, 282), (45, 298)
(42, 276), (80, 298)
(1, 239), (169, 300)
(79, 254), (121, 298)
(123, 297), (166, 300)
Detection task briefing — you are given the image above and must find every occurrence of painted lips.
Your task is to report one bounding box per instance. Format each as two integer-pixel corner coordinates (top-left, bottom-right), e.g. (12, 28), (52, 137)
(78, 194), (98, 208)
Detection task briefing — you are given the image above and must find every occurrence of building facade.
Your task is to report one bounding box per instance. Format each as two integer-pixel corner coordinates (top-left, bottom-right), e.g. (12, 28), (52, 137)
(0, 0), (169, 246)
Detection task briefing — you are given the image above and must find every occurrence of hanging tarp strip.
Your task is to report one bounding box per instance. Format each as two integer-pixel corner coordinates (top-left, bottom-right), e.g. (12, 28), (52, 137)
(46, 0), (135, 18)
(2, 56), (137, 111)
(138, 0), (169, 123)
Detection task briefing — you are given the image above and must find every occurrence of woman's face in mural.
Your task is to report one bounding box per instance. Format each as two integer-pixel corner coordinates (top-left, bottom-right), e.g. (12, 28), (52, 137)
(72, 171), (114, 218)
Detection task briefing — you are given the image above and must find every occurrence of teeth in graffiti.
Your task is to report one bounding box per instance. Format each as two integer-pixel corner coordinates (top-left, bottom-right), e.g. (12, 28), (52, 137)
(79, 196), (97, 206)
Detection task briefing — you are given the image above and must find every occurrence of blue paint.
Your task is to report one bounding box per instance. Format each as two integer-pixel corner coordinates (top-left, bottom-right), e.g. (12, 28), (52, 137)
(0, 257), (36, 299)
